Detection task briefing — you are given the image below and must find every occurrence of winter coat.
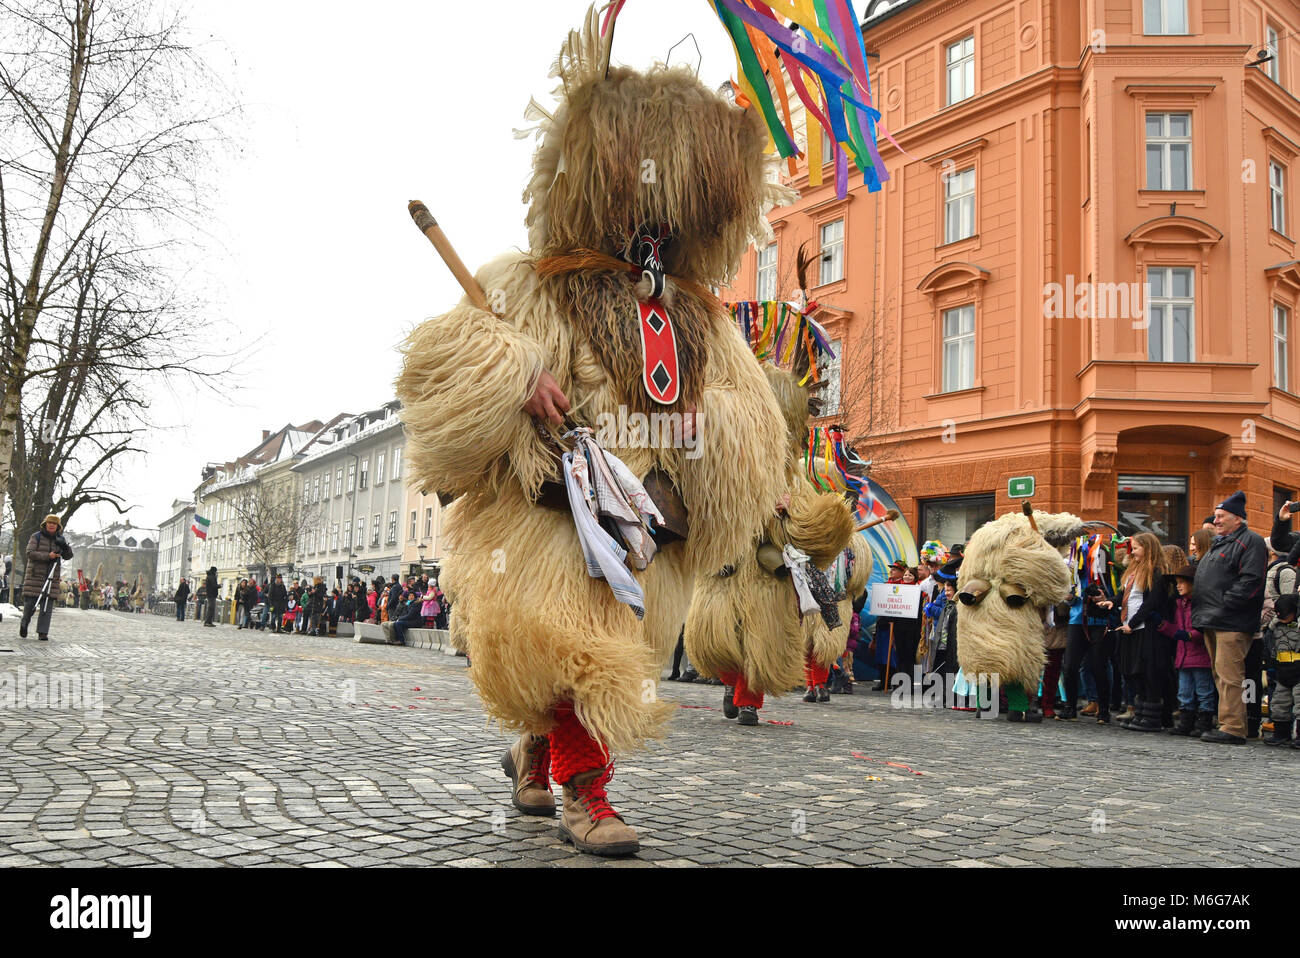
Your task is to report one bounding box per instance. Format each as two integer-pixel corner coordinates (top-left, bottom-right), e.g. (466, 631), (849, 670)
(22, 529), (74, 600)
(204, 569), (219, 600)
(174, 581), (190, 603)
(1260, 559), (1298, 633)
(1157, 594), (1210, 670)
(270, 582), (288, 608)
(1192, 524), (1268, 634)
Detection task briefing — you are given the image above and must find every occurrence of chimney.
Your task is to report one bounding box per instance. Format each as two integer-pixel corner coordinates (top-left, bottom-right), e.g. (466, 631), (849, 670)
(262, 429), (270, 441)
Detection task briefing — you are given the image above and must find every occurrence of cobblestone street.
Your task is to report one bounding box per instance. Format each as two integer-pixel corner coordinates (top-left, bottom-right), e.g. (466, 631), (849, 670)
(0, 608), (1291, 868)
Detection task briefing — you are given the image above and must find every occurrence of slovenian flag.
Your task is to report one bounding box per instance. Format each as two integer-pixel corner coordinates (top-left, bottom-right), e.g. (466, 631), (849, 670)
(192, 515), (210, 540)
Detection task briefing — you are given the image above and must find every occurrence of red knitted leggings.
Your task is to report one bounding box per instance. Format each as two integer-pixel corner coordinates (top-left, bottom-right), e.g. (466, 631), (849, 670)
(717, 671), (764, 709)
(804, 654), (829, 687)
(548, 701), (610, 784)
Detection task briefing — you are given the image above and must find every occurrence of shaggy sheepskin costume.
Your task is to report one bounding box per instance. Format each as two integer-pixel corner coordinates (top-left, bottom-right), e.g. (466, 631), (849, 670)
(810, 530), (873, 689)
(684, 353), (855, 719)
(396, 10), (794, 854)
(956, 510), (1083, 717)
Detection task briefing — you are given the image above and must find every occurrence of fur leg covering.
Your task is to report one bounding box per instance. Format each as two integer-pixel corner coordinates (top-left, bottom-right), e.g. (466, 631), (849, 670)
(446, 487), (675, 756)
(549, 701), (609, 783)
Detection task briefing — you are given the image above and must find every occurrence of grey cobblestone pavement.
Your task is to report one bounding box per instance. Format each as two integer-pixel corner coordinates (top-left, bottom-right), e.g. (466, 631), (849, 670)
(0, 608), (1292, 867)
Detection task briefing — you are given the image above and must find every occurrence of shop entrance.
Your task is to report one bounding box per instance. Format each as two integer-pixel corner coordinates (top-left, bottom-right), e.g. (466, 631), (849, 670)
(1117, 475), (1188, 546)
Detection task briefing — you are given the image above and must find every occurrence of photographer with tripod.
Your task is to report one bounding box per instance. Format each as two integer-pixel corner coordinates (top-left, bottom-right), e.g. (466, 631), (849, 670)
(20, 513), (74, 641)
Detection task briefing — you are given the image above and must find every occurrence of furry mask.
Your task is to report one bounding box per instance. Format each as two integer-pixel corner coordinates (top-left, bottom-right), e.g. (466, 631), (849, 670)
(521, 8), (792, 287)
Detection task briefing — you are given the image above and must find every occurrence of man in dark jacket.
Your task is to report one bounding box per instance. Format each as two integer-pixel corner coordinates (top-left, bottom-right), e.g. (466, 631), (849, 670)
(174, 578), (190, 621)
(269, 575), (288, 633)
(203, 567), (219, 627)
(20, 513), (74, 640)
(1193, 491), (1268, 744)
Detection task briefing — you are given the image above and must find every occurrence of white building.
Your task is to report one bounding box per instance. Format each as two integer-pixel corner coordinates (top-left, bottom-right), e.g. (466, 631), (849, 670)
(291, 401), (408, 586)
(155, 499), (195, 596)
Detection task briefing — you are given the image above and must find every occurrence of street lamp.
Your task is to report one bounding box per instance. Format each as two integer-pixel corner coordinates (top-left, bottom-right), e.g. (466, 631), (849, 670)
(417, 542), (427, 569)
(347, 551), (358, 582)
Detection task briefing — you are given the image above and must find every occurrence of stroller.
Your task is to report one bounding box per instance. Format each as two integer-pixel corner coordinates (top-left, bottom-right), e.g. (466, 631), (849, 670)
(280, 598), (299, 632)
(251, 601), (270, 631)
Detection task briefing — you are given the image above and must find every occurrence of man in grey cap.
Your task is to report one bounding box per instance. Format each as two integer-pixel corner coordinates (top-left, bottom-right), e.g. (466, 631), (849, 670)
(1192, 491), (1267, 744)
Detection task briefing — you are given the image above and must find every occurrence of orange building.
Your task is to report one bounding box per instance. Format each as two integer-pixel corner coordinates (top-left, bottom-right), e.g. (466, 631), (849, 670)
(724, 0), (1300, 548)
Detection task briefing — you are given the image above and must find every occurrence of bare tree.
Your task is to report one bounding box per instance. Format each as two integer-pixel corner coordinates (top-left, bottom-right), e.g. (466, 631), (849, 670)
(228, 479), (320, 582)
(0, 0), (235, 552)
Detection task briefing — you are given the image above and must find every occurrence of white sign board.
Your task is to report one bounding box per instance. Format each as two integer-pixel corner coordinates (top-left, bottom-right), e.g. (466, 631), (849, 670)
(870, 582), (922, 618)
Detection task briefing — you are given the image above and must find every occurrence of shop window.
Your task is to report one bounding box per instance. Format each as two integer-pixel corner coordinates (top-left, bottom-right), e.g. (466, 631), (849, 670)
(1117, 475), (1188, 546)
(920, 494), (995, 546)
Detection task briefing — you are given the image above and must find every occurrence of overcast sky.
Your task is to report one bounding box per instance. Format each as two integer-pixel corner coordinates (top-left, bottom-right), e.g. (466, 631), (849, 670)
(94, 0), (740, 534)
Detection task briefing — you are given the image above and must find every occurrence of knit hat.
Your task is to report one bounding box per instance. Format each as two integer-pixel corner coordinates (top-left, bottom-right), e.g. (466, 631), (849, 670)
(1201, 516), (1215, 526)
(1172, 564), (1196, 582)
(42, 513), (61, 529)
(1216, 491), (1246, 520)
(935, 557), (963, 582)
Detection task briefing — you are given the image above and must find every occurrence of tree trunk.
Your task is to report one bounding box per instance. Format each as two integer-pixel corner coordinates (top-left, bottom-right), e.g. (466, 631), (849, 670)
(0, 0), (91, 540)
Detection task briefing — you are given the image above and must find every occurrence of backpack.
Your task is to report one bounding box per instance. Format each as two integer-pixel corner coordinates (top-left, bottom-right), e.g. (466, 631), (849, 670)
(1269, 559), (1298, 599)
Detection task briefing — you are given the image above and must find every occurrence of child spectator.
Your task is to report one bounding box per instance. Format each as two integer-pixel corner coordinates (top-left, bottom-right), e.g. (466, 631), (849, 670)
(1161, 565), (1215, 737)
(1264, 593), (1300, 747)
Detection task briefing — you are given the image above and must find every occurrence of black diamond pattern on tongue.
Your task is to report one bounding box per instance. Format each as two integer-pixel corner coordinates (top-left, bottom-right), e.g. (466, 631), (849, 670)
(651, 361), (672, 394)
(644, 308), (665, 334)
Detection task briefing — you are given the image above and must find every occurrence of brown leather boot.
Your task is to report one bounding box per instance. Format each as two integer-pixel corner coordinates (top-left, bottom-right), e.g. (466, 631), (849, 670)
(501, 734), (555, 816)
(558, 765), (639, 856)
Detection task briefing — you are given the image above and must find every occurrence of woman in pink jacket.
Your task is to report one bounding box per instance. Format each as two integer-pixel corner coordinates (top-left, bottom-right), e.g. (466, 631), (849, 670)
(1160, 565), (1216, 737)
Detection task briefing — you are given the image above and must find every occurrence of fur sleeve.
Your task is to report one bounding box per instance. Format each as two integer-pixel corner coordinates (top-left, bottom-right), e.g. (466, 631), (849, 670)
(679, 317), (789, 573)
(396, 255), (556, 500)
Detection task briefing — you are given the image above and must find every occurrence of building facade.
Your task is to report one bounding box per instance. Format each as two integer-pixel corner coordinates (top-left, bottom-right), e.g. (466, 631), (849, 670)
(155, 499), (195, 596)
(723, 0), (1300, 547)
(292, 402), (409, 586)
(67, 522), (159, 591)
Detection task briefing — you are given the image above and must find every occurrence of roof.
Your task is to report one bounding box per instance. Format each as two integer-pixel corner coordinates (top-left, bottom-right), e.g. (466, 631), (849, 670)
(862, 0), (930, 27)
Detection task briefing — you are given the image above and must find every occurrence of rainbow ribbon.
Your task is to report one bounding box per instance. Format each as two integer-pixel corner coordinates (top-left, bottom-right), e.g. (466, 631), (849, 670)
(710, 0), (887, 197)
(727, 300), (836, 385)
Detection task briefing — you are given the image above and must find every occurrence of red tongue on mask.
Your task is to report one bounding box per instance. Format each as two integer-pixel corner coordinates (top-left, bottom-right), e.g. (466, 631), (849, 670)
(639, 299), (679, 404)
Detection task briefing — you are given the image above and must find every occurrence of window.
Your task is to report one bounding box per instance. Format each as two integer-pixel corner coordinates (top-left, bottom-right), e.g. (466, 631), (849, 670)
(323, 471), (331, 500)
(821, 127), (834, 163)
(391, 447), (401, 479)
(356, 517), (365, 551)
(1145, 113), (1192, 190)
(819, 339), (842, 416)
(409, 511), (417, 540)
(424, 507), (433, 538)
(941, 305), (976, 392)
(1118, 475), (1188, 546)
(1146, 267), (1194, 362)
(329, 523), (338, 551)
(376, 452), (385, 485)
(921, 495), (995, 545)
(819, 219), (844, 285)
(1143, 0), (1187, 35)
(944, 167), (976, 243)
(308, 530), (315, 554)
(1271, 161), (1286, 234)
(1267, 24), (1281, 83)
(946, 35), (974, 105)
(335, 468), (343, 496)
(756, 243), (777, 300)
(359, 458), (369, 490)
(1276, 304), (1290, 391)
(344, 522), (352, 550)
(347, 462), (356, 492)
(386, 512), (398, 545)
(312, 475), (321, 502)
(371, 515), (380, 547)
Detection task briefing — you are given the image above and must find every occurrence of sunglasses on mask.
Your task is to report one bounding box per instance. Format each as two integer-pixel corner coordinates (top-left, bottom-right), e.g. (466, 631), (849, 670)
(957, 578), (1030, 609)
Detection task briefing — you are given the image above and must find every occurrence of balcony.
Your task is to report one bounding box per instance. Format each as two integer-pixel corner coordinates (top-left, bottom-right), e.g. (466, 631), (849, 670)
(1075, 360), (1261, 414)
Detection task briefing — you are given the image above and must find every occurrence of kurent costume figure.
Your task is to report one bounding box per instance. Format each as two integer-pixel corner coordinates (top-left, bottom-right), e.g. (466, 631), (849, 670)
(685, 279), (856, 722)
(956, 508), (1084, 720)
(397, 12), (807, 855)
